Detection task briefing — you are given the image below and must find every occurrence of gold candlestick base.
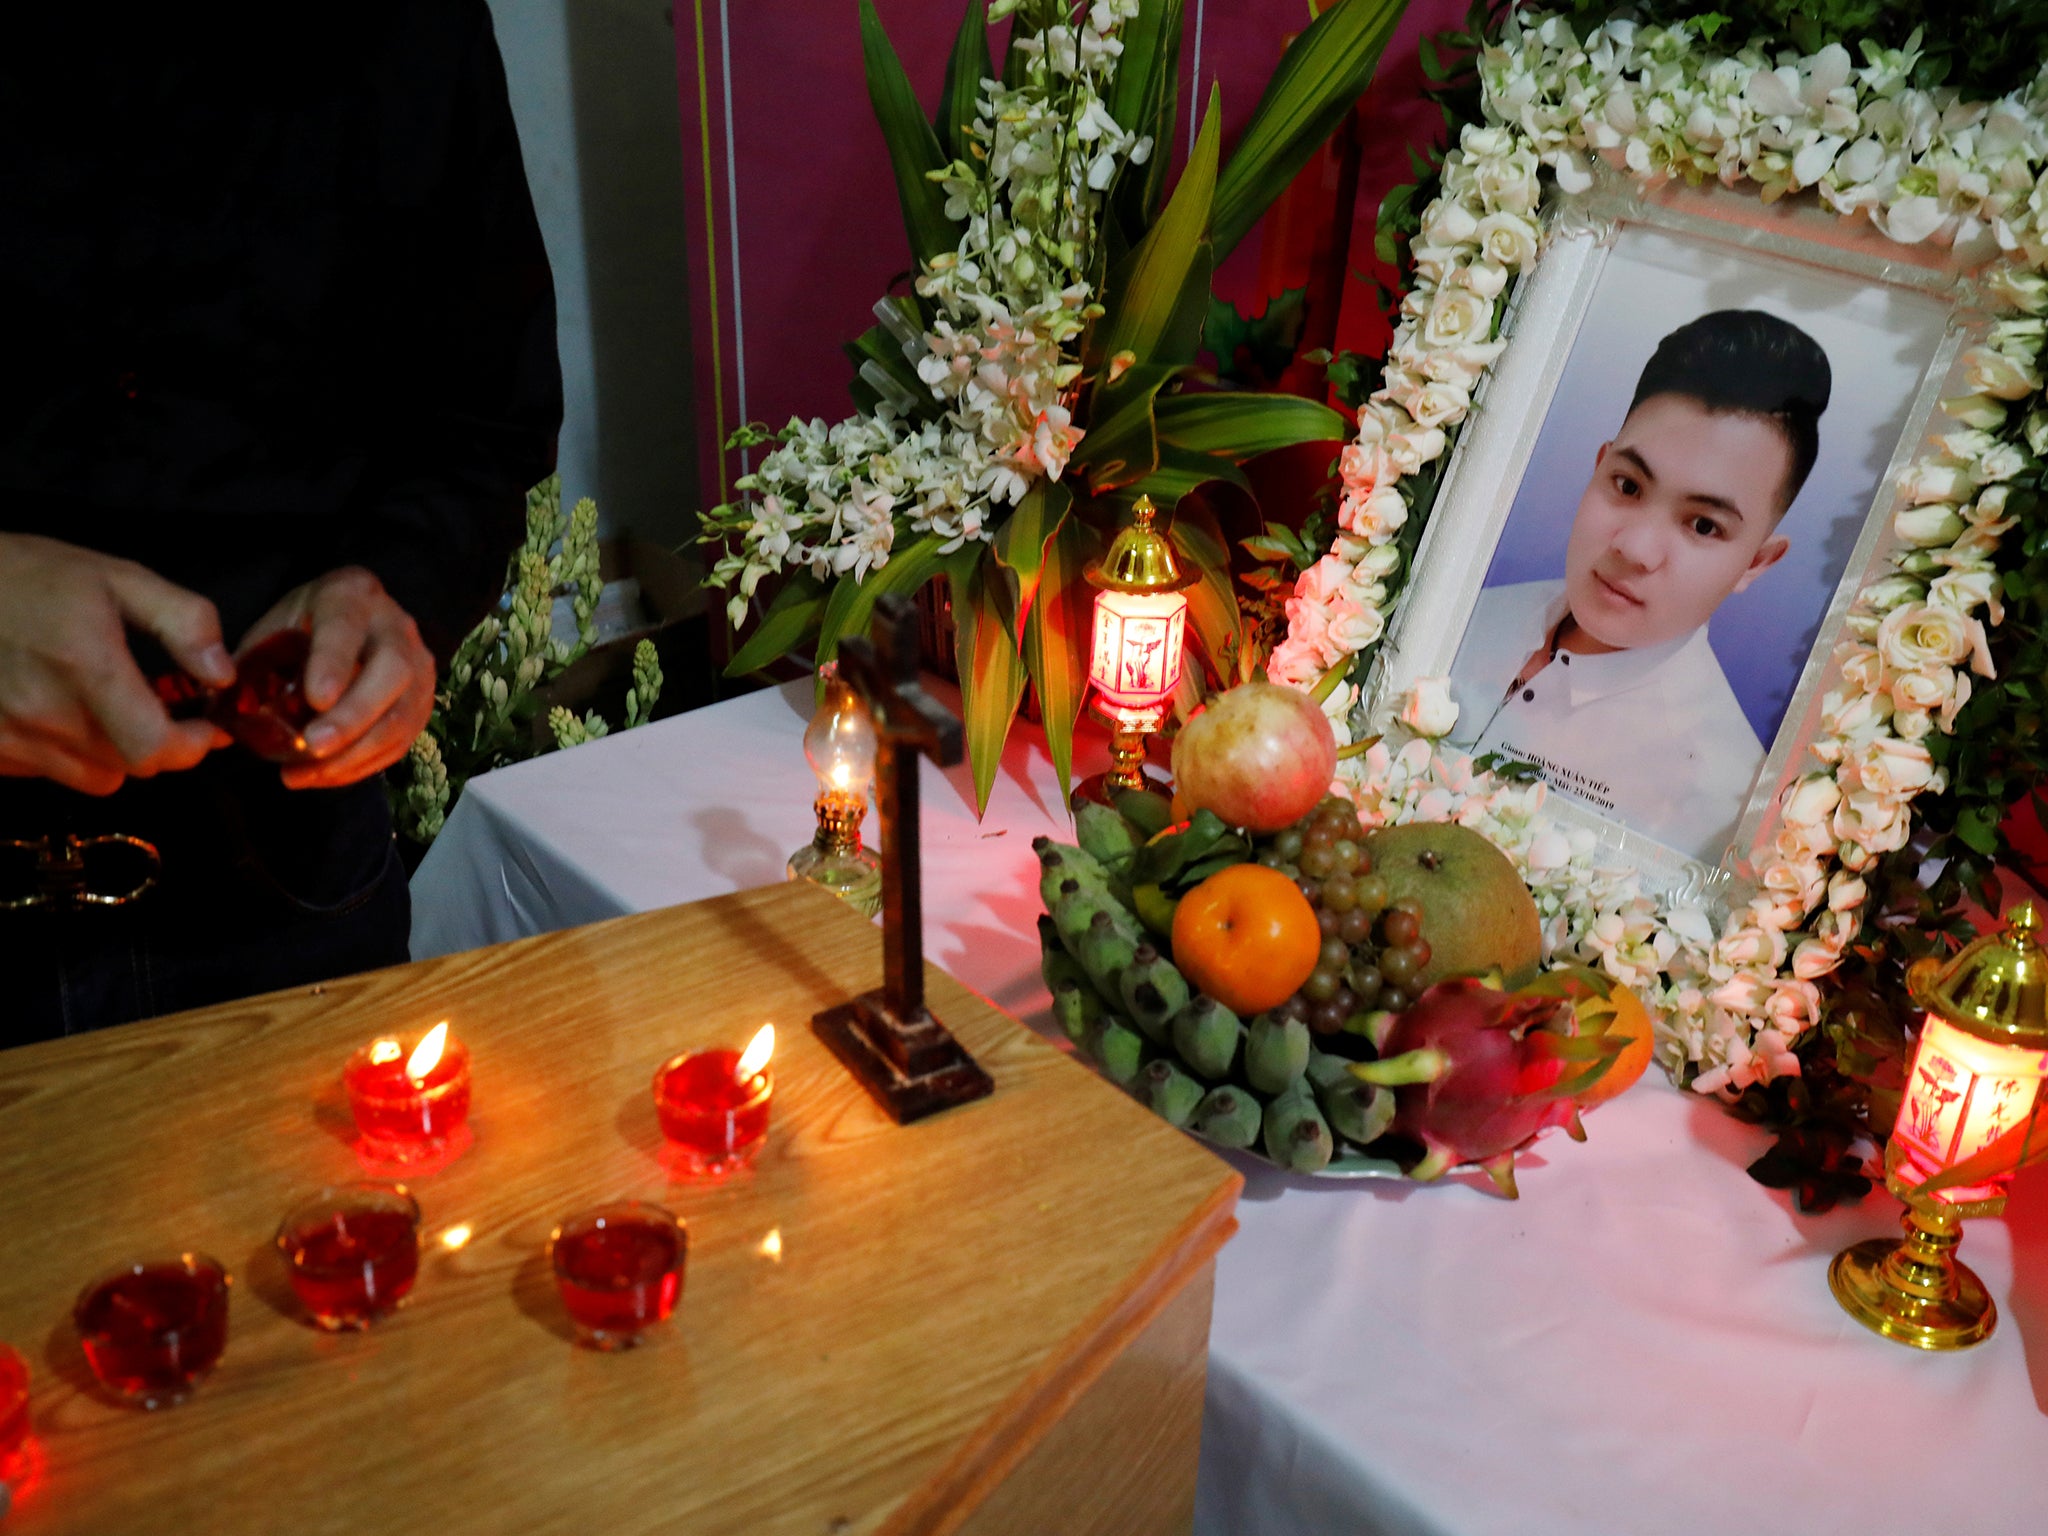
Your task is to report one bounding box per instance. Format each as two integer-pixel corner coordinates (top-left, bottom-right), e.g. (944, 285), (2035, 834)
(1072, 705), (1169, 809)
(1829, 1203), (1997, 1350)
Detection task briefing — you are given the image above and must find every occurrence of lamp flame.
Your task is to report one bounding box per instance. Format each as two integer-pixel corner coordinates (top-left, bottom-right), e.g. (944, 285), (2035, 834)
(407, 1022), (450, 1082)
(736, 1024), (775, 1083)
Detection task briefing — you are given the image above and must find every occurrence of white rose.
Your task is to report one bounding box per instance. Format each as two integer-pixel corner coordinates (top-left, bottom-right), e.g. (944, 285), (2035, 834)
(1927, 566), (2001, 620)
(1474, 210), (1542, 269)
(1409, 381), (1472, 429)
(1329, 604), (1386, 654)
(1898, 461), (1976, 505)
(1856, 573), (1926, 613)
(1781, 774), (1842, 827)
(1456, 260), (1510, 301)
(1889, 669), (1950, 716)
(1792, 938), (1844, 981)
(1851, 736), (1937, 797)
(1835, 642), (1885, 696)
(1339, 482), (1409, 540)
(1422, 287), (1495, 349)
(1399, 677), (1460, 739)
(2027, 412), (2048, 458)
(1975, 442), (2030, 484)
(1893, 504), (1967, 548)
(1354, 401), (1402, 447)
(1963, 343), (2044, 399)
(1386, 422), (1447, 474)
(1420, 197), (1481, 248)
(1877, 602), (1975, 670)
(1474, 147), (1541, 213)
(1423, 339), (1506, 387)
(1986, 264), (2048, 313)
(1409, 241), (1466, 287)
(1941, 392), (2010, 429)
(1338, 441), (1397, 495)
(1459, 124), (1515, 160)
(1266, 635), (1324, 689)
(1966, 484), (2012, 526)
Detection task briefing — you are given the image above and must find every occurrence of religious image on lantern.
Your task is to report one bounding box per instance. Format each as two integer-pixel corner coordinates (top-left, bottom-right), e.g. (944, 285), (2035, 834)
(1894, 1017), (2048, 1206)
(1090, 597), (1187, 712)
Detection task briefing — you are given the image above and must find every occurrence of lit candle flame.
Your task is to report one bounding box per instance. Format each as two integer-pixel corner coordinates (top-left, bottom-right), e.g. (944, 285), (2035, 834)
(368, 1039), (403, 1066)
(758, 1228), (783, 1262)
(440, 1223), (473, 1252)
(831, 762), (852, 791)
(407, 1021), (450, 1082)
(735, 1023), (775, 1083)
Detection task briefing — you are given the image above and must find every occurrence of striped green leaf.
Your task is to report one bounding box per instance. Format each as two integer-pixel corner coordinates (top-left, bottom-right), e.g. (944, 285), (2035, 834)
(1155, 392), (1348, 457)
(859, 0), (960, 267)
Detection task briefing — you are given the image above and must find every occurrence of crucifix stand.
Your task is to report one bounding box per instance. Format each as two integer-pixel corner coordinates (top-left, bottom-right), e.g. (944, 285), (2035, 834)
(811, 593), (995, 1123)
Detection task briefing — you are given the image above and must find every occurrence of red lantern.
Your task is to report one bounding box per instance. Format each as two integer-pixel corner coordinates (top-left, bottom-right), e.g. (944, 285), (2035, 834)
(1078, 497), (1195, 802)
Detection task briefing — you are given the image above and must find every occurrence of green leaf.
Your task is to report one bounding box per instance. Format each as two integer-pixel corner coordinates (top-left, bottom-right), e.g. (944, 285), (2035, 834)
(1120, 445), (1251, 510)
(992, 478), (1073, 641)
(1072, 363), (1178, 491)
(946, 549), (1027, 816)
(813, 534), (952, 672)
(937, 0), (991, 161)
(1024, 510), (1101, 803)
(1211, 0), (1408, 262)
(1165, 498), (1244, 687)
(1155, 392), (1348, 458)
(1106, 0), (1183, 236)
(1956, 804), (2001, 857)
(1090, 86), (1221, 393)
(725, 569), (828, 676)
(859, 0), (959, 268)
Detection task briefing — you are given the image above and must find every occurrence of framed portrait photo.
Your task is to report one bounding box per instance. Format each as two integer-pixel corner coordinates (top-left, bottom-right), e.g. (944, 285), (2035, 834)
(1371, 178), (1976, 897)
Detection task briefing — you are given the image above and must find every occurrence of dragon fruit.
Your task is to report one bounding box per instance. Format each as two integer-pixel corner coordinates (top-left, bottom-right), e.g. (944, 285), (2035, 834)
(1349, 975), (1625, 1198)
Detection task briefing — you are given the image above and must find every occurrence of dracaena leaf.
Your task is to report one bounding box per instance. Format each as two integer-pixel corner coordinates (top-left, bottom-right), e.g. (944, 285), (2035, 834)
(859, 0), (959, 267)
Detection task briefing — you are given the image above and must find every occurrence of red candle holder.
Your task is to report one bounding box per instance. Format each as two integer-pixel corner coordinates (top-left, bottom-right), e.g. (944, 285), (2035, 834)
(73, 1254), (230, 1409)
(152, 626), (318, 763)
(0, 1342), (28, 1475)
(653, 1049), (773, 1178)
(343, 1027), (471, 1163)
(275, 1184), (421, 1331)
(548, 1202), (687, 1351)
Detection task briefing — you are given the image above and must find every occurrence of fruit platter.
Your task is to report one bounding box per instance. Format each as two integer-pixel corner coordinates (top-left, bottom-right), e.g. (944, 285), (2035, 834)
(1036, 682), (1650, 1196)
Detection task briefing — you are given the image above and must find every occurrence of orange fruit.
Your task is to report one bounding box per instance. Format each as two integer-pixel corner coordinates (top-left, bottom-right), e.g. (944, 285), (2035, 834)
(1171, 864), (1321, 1017)
(1574, 982), (1656, 1108)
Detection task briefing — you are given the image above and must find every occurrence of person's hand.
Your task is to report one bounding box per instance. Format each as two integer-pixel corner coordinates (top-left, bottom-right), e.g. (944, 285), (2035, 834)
(0, 532), (235, 796)
(240, 567), (435, 790)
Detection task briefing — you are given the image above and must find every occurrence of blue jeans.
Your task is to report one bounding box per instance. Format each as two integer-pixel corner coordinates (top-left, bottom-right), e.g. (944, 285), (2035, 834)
(4, 764), (411, 1047)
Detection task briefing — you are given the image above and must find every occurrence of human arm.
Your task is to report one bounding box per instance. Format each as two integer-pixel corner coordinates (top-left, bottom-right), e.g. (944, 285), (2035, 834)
(0, 532), (234, 795)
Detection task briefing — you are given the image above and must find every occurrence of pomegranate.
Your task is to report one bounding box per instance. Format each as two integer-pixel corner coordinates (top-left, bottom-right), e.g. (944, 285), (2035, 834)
(1169, 681), (1337, 834)
(1349, 977), (1625, 1198)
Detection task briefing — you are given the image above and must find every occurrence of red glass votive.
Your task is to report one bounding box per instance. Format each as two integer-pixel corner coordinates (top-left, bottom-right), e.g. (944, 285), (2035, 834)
(73, 1254), (231, 1409)
(151, 626), (317, 763)
(0, 1342), (29, 1472)
(343, 1034), (472, 1161)
(653, 1049), (773, 1177)
(275, 1184), (422, 1331)
(549, 1202), (687, 1351)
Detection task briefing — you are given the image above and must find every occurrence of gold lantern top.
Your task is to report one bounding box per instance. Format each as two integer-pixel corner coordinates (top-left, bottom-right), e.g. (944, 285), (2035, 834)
(1087, 496), (1197, 594)
(1906, 901), (2048, 1051)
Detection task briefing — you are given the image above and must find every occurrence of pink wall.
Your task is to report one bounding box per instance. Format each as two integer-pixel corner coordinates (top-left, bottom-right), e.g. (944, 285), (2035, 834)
(675, 0), (1467, 509)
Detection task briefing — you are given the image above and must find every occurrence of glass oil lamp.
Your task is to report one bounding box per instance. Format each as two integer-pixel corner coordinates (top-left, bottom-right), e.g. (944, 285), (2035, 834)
(787, 662), (883, 916)
(1829, 901), (2048, 1349)
(1076, 495), (1193, 806)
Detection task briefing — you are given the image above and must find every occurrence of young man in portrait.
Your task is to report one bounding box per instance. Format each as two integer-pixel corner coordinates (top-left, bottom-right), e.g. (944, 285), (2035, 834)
(1446, 309), (1832, 859)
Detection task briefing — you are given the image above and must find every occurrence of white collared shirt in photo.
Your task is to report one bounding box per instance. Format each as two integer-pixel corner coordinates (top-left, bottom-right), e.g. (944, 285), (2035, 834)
(1445, 580), (1762, 862)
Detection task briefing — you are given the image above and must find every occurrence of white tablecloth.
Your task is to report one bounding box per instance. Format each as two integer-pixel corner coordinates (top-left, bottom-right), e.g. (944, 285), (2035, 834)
(412, 680), (2048, 1536)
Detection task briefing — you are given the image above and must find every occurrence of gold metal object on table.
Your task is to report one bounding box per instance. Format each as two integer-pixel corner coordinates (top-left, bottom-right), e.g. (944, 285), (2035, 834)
(0, 833), (161, 910)
(1075, 495), (1195, 806)
(1829, 902), (2048, 1349)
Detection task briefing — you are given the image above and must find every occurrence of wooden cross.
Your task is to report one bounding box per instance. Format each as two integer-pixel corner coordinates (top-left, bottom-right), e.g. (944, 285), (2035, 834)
(811, 593), (994, 1123)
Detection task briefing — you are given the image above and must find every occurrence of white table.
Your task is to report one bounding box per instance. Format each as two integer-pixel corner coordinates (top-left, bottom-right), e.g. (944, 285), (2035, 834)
(412, 680), (2048, 1536)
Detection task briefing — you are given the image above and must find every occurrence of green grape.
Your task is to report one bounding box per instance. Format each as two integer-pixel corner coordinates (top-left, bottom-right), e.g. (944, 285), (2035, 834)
(1274, 827), (1305, 862)
(1275, 994), (1310, 1025)
(1353, 849), (1373, 876)
(1355, 873), (1390, 916)
(1300, 845), (1337, 880)
(1322, 877), (1357, 914)
(1382, 908), (1421, 948)
(1338, 907), (1372, 945)
(1308, 998), (1347, 1034)
(1348, 963), (1383, 1004)
(1318, 936), (1349, 972)
(1331, 839), (1360, 873)
(1380, 946), (1421, 988)
(1303, 969), (1341, 1004)
(1379, 985), (1411, 1013)
(1317, 906), (1342, 938)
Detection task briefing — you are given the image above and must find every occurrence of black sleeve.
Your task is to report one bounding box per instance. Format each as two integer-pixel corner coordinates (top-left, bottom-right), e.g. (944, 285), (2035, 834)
(338, 2), (563, 667)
